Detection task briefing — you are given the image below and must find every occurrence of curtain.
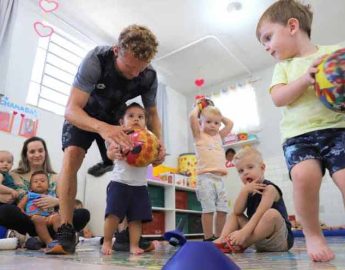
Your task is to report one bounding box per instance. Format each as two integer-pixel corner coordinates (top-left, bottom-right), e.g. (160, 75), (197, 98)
(0, 0), (16, 96)
(156, 82), (170, 153)
(211, 83), (260, 133)
(0, 0), (15, 47)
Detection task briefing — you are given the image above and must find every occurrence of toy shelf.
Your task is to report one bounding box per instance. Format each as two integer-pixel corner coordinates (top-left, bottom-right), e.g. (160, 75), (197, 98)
(223, 138), (258, 150)
(145, 179), (203, 238)
(84, 173), (203, 238)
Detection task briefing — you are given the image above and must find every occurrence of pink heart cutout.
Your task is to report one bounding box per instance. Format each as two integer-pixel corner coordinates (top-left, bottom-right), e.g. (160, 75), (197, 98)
(34, 21), (54, 37)
(39, 0), (59, 13)
(194, 78), (205, 87)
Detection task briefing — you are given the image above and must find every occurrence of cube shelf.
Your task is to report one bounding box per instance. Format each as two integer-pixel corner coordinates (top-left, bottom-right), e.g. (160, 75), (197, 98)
(83, 173), (203, 238)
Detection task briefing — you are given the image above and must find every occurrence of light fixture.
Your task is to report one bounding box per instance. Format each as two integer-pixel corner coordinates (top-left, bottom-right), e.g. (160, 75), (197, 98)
(227, 1), (242, 13)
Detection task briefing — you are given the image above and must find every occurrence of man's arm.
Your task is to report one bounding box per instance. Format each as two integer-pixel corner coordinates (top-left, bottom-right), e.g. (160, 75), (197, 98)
(146, 105), (165, 165)
(146, 105), (162, 141)
(65, 87), (132, 148)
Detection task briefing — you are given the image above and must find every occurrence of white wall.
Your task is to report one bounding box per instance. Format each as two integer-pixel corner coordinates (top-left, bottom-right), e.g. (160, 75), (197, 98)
(0, 0), (189, 203)
(186, 43), (345, 226)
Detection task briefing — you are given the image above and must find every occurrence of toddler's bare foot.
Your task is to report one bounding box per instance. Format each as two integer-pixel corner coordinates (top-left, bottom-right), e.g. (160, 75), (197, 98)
(102, 241), (113, 255)
(130, 246), (144, 255)
(213, 237), (224, 244)
(305, 234), (335, 262)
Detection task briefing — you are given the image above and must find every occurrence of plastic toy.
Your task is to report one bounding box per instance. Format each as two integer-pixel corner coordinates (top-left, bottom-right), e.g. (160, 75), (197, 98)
(162, 242), (240, 270)
(163, 218), (187, 247)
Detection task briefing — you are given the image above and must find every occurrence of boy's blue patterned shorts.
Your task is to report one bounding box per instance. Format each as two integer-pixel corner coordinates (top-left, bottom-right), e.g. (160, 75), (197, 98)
(283, 128), (345, 178)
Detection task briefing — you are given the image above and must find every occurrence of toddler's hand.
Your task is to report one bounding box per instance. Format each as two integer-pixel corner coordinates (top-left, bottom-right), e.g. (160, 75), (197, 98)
(244, 179), (266, 195)
(303, 55), (327, 85)
(107, 141), (125, 160)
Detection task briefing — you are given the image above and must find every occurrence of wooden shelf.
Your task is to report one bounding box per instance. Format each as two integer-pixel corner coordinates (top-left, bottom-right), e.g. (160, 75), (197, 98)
(84, 173), (203, 236)
(223, 138), (258, 150)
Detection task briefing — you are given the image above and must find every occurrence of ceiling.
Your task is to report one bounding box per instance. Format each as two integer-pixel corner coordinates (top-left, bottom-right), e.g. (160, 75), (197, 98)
(55, 0), (345, 94)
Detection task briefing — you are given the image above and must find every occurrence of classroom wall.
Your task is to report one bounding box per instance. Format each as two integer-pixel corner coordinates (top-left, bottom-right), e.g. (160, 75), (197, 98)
(0, 0), (189, 203)
(187, 42), (345, 226)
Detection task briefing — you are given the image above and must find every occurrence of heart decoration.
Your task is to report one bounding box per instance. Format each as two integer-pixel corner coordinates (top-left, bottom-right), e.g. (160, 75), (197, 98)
(38, 0), (59, 13)
(194, 78), (205, 87)
(34, 21), (54, 37)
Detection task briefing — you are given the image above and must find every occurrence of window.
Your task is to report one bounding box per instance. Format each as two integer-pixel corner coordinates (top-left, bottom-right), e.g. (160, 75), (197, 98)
(27, 22), (94, 115)
(211, 83), (260, 133)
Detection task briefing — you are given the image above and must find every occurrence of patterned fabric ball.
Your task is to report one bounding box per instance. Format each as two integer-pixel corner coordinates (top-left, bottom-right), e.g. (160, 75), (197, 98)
(126, 129), (159, 167)
(315, 48), (345, 113)
(196, 97), (214, 111)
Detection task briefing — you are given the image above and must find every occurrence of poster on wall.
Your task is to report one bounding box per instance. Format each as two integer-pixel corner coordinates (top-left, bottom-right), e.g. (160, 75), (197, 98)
(0, 96), (39, 138)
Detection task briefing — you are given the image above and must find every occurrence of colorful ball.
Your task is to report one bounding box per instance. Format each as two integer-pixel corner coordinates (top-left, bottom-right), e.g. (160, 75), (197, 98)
(196, 97), (214, 111)
(126, 129), (159, 167)
(315, 48), (345, 113)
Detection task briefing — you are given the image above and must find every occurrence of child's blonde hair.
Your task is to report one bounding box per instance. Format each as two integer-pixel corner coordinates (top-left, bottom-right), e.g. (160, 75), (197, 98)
(233, 147), (264, 165)
(200, 106), (222, 118)
(256, 0), (313, 40)
(0, 150), (13, 161)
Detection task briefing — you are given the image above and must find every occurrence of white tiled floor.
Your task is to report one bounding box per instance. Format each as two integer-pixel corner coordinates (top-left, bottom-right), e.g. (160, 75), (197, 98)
(0, 237), (345, 270)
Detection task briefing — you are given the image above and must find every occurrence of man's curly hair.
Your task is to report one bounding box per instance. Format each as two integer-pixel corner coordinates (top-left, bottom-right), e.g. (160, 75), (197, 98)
(118, 24), (158, 62)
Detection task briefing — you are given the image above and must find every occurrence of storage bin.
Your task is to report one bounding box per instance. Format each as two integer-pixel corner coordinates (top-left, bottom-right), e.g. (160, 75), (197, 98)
(175, 213), (189, 234)
(175, 190), (188, 209)
(187, 191), (202, 211)
(142, 211), (165, 235)
(188, 214), (203, 234)
(148, 185), (164, 207)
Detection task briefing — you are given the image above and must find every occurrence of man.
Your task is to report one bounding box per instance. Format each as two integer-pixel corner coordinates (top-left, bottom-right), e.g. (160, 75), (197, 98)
(47, 24), (165, 254)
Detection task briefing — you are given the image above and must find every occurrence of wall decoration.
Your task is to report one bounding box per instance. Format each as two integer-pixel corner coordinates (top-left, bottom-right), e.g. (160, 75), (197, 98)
(0, 96), (39, 138)
(18, 114), (39, 138)
(0, 111), (17, 133)
(194, 78), (205, 87)
(38, 0), (59, 13)
(33, 0), (59, 38)
(33, 21), (55, 37)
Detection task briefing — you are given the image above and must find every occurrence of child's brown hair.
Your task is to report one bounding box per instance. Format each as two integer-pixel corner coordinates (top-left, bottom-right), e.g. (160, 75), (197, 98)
(256, 0), (313, 40)
(30, 170), (49, 187)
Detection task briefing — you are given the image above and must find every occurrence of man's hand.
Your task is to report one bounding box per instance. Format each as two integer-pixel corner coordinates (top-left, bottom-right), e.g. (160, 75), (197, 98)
(152, 141), (166, 167)
(100, 124), (133, 152)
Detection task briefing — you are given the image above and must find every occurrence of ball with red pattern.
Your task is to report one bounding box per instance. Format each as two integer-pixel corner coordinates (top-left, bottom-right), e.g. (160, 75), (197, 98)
(126, 129), (159, 167)
(315, 48), (345, 112)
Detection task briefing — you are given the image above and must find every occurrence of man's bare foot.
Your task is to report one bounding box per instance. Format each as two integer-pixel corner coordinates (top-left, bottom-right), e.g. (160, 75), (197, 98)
(102, 241), (113, 255)
(305, 235), (335, 262)
(130, 246), (144, 255)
